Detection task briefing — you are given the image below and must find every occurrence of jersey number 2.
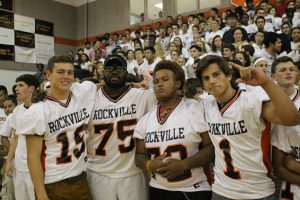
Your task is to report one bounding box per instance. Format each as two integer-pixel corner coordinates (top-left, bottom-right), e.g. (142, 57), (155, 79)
(94, 119), (137, 156)
(219, 139), (241, 179)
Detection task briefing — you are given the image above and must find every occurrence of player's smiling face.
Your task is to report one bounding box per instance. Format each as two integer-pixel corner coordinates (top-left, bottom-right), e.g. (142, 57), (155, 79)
(47, 63), (74, 92)
(153, 69), (180, 102)
(201, 63), (232, 99)
(272, 61), (296, 87)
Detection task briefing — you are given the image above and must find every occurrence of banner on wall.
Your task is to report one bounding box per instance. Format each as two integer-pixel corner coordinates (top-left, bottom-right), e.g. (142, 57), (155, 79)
(0, 44), (14, 61)
(36, 49), (54, 64)
(231, 0), (261, 7)
(35, 34), (54, 51)
(14, 14), (35, 33)
(15, 46), (35, 63)
(35, 19), (54, 36)
(0, 10), (13, 29)
(0, 27), (14, 45)
(0, 0), (14, 12)
(15, 30), (35, 48)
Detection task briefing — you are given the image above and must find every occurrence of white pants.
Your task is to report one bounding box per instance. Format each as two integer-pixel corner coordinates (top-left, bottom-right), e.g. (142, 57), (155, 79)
(13, 170), (35, 200)
(87, 170), (148, 200)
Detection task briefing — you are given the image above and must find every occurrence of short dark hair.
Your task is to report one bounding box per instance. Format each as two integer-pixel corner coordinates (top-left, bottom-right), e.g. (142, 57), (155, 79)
(241, 44), (255, 56)
(255, 16), (266, 24)
(271, 56), (294, 74)
(226, 12), (238, 20)
(4, 95), (17, 106)
(190, 45), (202, 52)
(74, 69), (93, 80)
(16, 74), (40, 89)
(144, 46), (156, 54)
(153, 60), (185, 90)
(185, 78), (202, 98)
(196, 55), (237, 89)
(263, 32), (281, 48)
(222, 43), (236, 52)
(0, 85), (8, 95)
(134, 48), (144, 54)
(47, 55), (74, 72)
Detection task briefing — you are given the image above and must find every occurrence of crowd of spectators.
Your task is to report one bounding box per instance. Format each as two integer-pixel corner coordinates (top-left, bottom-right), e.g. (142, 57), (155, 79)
(66, 0), (300, 90)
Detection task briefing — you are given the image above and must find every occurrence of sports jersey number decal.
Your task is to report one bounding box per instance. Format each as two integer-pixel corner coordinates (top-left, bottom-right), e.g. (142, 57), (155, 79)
(94, 119), (137, 156)
(219, 139), (241, 179)
(147, 144), (192, 182)
(281, 183), (294, 200)
(56, 125), (86, 164)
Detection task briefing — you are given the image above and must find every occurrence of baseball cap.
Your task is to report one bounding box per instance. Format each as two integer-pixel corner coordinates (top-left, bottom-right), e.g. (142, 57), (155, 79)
(104, 54), (127, 69)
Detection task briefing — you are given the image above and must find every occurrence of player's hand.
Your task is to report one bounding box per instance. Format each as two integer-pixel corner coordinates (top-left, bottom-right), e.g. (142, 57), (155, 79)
(148, 153), (168, 173)
(5, 160), (13, 178)
(157, 158), (188, 179)
(229, 62), (271, 87)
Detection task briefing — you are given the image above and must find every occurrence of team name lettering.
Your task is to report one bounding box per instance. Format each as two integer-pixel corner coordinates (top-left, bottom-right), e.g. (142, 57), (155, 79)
(48, 108), (89, 133)
(145, 128), (184, 143)
(291, 146), (300, 160)
(208, 120), (248, 136)
(93, 104), (137, 120)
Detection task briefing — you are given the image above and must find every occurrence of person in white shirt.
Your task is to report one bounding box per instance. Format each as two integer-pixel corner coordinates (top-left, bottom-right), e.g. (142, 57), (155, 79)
(205, 19), (223, 45)
(6, 74), (40, 200)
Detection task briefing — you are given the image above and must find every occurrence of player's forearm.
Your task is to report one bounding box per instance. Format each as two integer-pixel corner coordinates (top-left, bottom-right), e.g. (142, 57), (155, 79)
(6, 134), (18, 162)
(182, 143), (214, 170)
(285, 155), (300, 175)
(27, 154), (49, 199)
(262, 79), (299, 125)
(26, 135), (49, 200)
(276, 165), (300, 186)
(1, 136), (10, 153)
(135, 152), (149, 172)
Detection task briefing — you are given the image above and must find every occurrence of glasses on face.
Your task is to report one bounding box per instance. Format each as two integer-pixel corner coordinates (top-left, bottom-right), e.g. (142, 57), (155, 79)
(105, 65), (126, 72)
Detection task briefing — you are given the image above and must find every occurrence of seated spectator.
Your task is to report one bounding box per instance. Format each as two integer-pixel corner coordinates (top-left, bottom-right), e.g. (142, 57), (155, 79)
(253, 57), (268, 74)
(234, 51), (251, 67)
(222, 13), (248, 44)
(205, 19), (223, 44)
(252, 31), (265, 58)
(232, 27), (249, 51)
(208, 35), (223, 56)
(222, 44), (235, 60)
(290, 27), (300, 51)
(174, 37), (189, 58)
(80, 53), (91, 70)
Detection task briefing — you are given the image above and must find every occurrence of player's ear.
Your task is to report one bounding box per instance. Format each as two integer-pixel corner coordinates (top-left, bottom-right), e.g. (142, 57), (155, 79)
(176, 80), (181, 90)
(46, 70), (52, 80)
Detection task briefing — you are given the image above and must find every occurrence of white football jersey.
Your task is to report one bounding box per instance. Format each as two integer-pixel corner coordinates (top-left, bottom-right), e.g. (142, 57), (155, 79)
(0, 114), (13, 138)
(11, 104), (31, 171)
(87, 87), (156, 178)
(203, 89), (275, 199)
(0, 108), (6, 131)
(271, 88), (300, 200)
(134, 97), (211, 192)
(18, 81), (96, 184)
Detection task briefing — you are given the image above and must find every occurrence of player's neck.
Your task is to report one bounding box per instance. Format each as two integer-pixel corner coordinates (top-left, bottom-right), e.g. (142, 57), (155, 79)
(23, 98), (32, 108)
(279, 85), (296, 97)
(159, 94), (181, 108)
(48, 88), (70, 100)
(215, 86), (236, 104)
(104, 85), (128, 98)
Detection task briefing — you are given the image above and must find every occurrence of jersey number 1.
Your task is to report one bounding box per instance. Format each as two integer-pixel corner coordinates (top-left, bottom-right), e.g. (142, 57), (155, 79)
(219, 139), (241, 179)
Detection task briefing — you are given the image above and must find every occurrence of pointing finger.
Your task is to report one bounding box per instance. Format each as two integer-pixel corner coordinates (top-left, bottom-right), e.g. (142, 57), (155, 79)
(229, 62), (243, 71)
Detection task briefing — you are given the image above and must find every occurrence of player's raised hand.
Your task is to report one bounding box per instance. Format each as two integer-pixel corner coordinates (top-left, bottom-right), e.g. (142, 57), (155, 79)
(229, 62), (271, 87)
